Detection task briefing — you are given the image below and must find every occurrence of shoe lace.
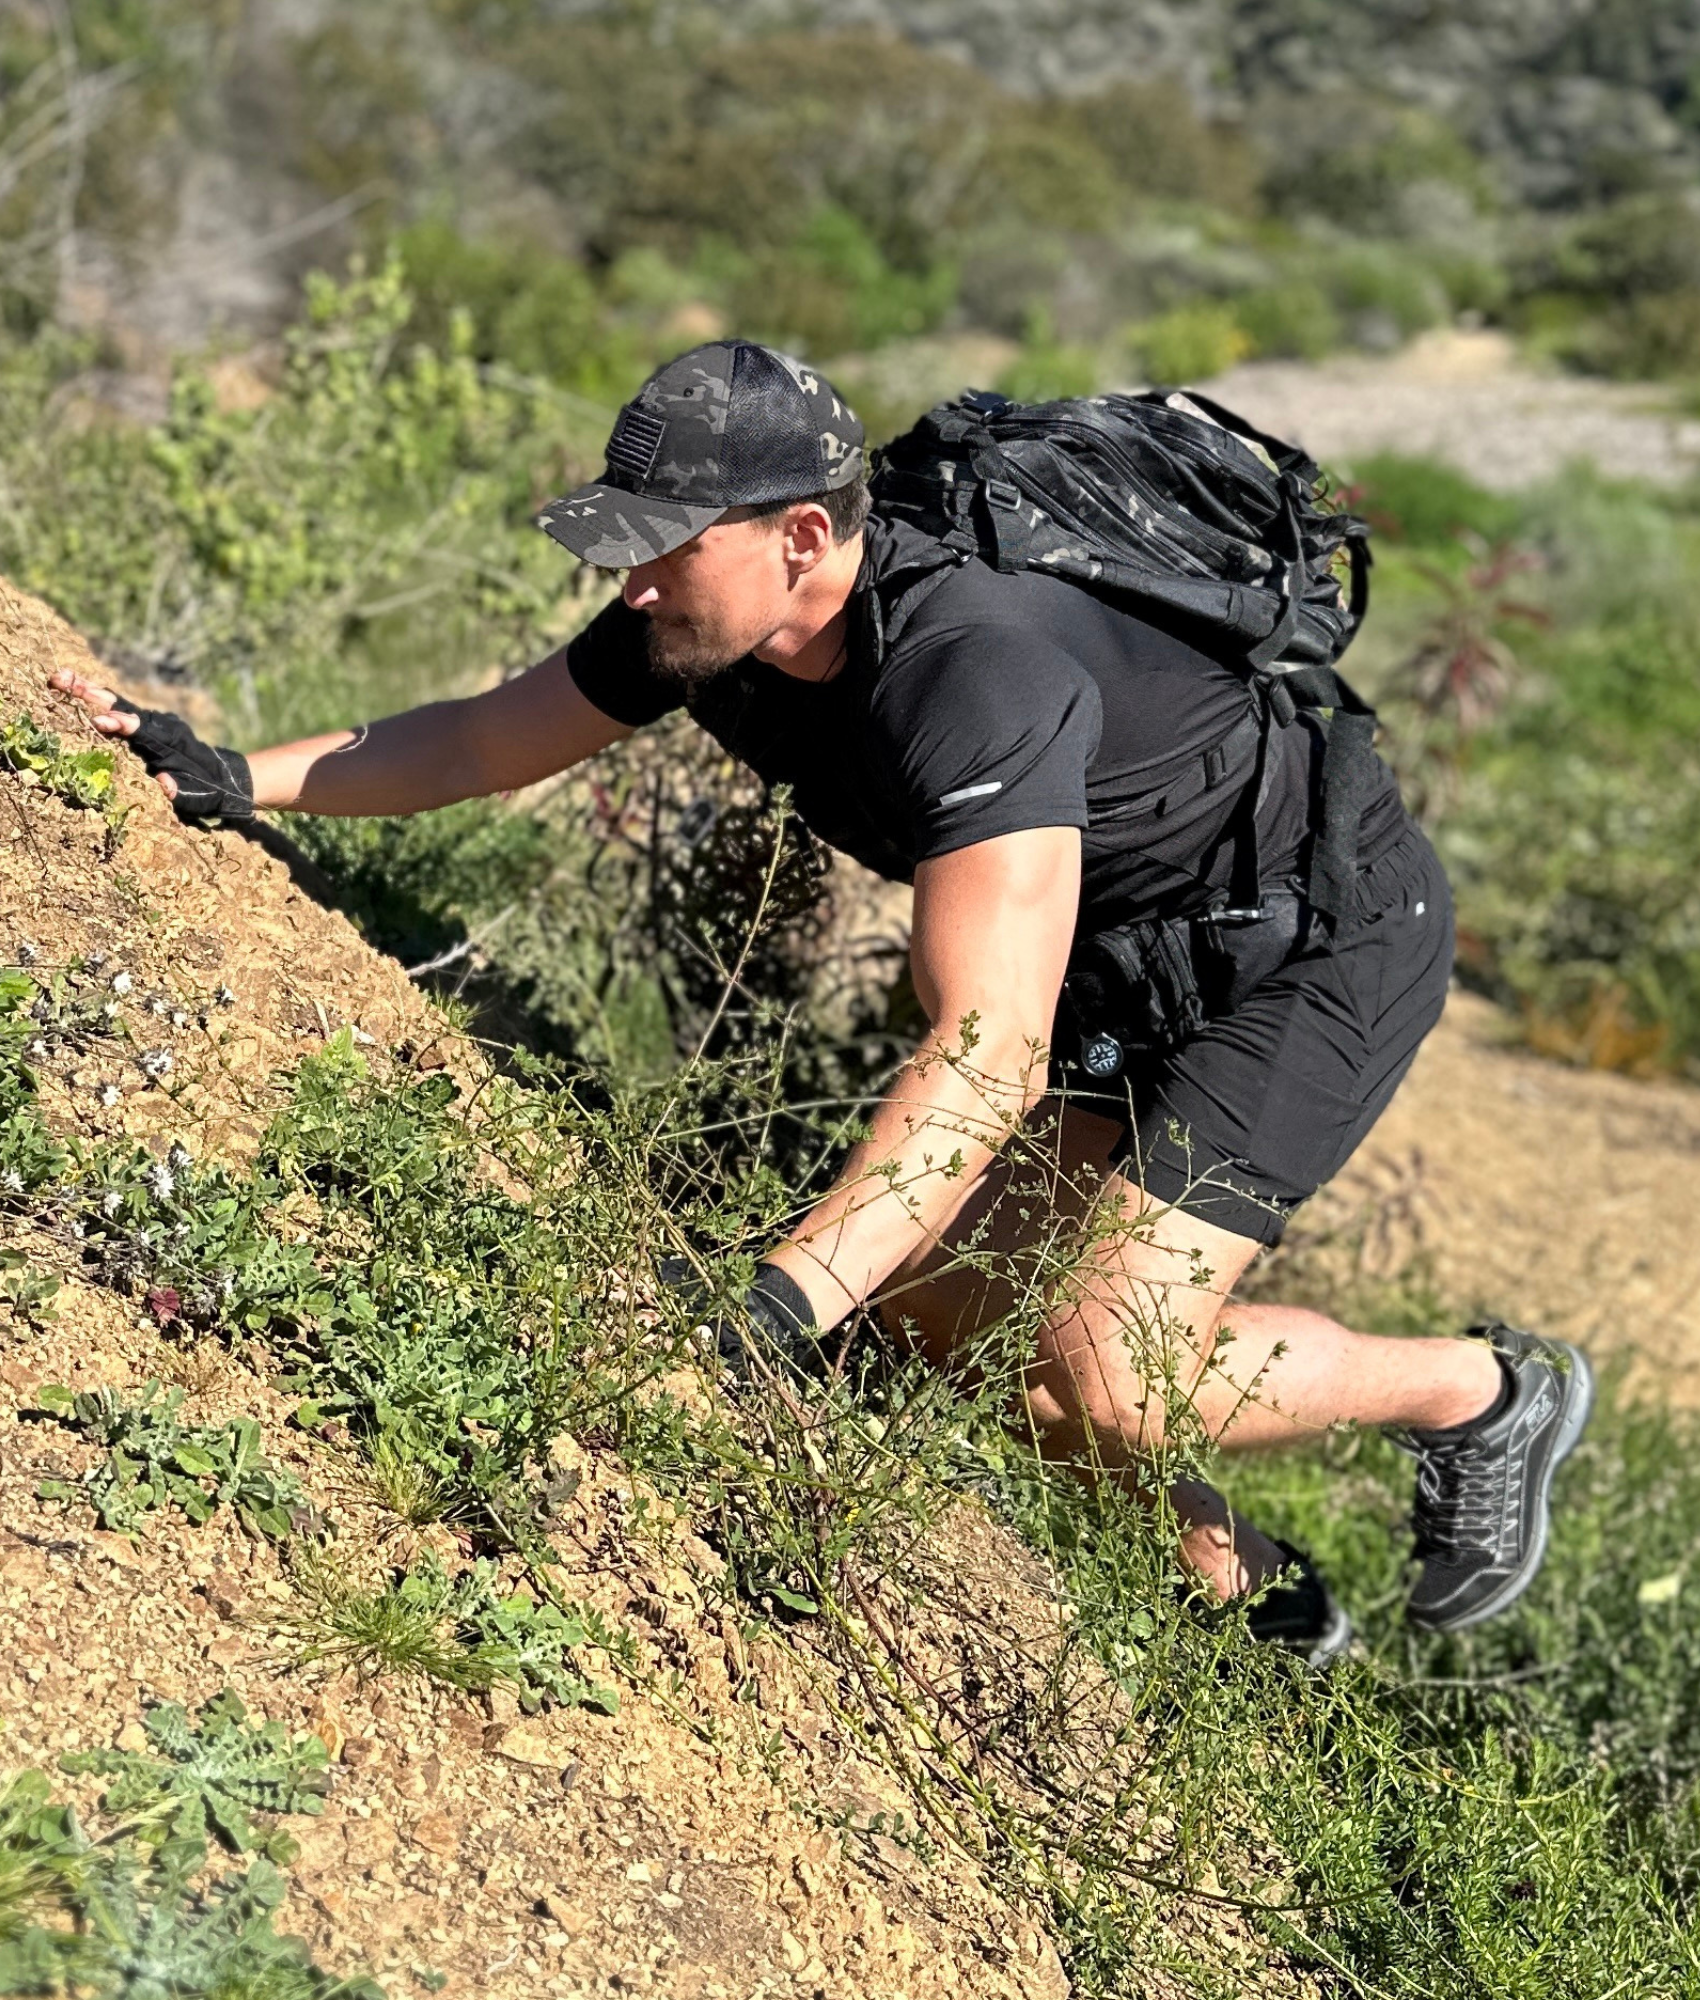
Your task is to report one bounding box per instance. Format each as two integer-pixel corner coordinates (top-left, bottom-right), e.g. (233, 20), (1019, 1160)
(1403, 1430), (1521, 1558)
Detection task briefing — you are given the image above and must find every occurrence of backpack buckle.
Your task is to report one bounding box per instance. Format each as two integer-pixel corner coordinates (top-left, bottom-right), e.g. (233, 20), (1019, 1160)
(983, 479), (1022, 511)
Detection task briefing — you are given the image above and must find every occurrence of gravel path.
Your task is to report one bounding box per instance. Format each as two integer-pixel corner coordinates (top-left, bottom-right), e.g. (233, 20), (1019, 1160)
(1207, 331), (1700, 490)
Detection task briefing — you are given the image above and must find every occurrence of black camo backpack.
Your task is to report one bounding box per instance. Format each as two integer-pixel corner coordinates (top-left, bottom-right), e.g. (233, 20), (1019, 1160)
(868, 388), (1378, 923)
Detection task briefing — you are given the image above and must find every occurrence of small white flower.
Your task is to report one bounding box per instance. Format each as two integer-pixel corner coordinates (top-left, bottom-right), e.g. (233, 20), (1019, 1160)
(101, 1188), (123, 1215)
(26, 1038), (47, 1059)
(145, 1162), (175, 1201)
(147, 996), (168, 1018)
(171, 1219), (191, 1239)
(214, 985), (235, 1008)
(169, 1009), (189, 1029)
(69, 1219), (85, 1239)
(217, 1271), (235, 1299)
(139, 1048), (173, 1080)
(1, 1169), (24, 1194)
(135, 1226), (153, 1251)
(167, 1142), (192, 1172)
(110, 971), (132, 996)
(17, 941), (36, 965)
(97, 1083), (121, 1108)
(101, 1001), (119, 1021)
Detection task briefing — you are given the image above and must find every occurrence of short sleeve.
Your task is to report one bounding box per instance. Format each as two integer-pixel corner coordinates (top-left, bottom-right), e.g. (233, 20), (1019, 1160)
(565, 599), (685, 730)
(876, 625), (1102, 862)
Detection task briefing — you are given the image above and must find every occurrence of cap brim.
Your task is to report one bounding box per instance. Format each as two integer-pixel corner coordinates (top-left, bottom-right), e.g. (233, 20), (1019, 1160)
(536, 483), (727, 568)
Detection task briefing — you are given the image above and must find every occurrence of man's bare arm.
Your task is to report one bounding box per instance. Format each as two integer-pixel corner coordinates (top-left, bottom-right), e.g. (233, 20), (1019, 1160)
(50, 646), (632, 815)
(764, 825), (1080, 1330)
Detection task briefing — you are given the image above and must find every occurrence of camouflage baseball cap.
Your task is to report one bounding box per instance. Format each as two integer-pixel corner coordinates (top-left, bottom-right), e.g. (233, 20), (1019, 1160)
(537, 341), (865, 569)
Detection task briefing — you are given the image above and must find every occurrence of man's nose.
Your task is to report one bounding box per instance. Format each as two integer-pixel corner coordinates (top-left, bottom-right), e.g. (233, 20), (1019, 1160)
(623, 567), (661, 611)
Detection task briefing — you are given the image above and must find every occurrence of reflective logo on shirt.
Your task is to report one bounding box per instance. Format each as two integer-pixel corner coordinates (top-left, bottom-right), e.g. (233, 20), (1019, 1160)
(938, 780), (1003, 807)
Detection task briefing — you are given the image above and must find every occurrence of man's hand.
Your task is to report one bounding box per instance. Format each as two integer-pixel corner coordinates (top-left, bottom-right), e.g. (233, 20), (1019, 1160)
(54, 647), (633, 819)
(50, 670), (253, 819)
(658, 1258), (825, 1386)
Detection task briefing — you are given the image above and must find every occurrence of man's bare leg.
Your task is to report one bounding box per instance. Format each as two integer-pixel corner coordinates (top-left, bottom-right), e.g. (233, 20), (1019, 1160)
(1031, 1186), (1502, 1594)
(880, 1098), (1503, 1600)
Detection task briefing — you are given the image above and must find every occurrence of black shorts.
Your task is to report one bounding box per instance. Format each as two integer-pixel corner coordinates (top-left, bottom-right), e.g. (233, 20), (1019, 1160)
(1078, 824), (1454, 1246)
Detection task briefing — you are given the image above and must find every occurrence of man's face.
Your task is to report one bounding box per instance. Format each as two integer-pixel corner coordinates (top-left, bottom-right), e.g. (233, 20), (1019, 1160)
(620, 511), (790, 685)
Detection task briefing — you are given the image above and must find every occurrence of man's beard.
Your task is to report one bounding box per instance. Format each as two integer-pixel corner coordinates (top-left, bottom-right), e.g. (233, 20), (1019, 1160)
(645, 612), (759, 687)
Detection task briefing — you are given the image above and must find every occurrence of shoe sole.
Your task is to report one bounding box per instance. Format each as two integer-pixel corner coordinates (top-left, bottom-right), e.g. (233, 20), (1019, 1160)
(1410, 1341), (1595, 1634)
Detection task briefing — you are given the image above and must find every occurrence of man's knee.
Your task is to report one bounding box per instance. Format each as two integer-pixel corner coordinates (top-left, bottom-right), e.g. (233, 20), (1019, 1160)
(1026, 1286), (1232, 1454)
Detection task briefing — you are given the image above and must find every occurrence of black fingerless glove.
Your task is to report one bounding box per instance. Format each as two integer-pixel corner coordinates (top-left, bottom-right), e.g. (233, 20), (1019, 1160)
(659, 1258), (821, 1380)
(110, 700), (255, 822)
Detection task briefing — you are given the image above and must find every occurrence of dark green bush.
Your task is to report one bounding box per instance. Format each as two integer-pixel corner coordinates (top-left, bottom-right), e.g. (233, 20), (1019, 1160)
(395, 220), (651, 399)
(1259, 96), (1497, 235)
(1322, 247), (1447, 348)
(1578, 290), (1700, 379)
(1071, 80), (1261, 215)
(1233, 280), (1343, 361)
(1350, 454), (1521, 548)
(725, 207), (958, 358)
(996, 313), (1102, 402)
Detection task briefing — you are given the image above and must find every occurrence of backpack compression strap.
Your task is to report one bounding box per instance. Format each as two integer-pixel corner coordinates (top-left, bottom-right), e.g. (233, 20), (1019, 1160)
(1238, 473), (1377, 925)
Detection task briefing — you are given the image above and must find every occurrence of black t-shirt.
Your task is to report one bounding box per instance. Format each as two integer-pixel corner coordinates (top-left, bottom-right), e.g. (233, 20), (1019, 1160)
(567, 518), (1406, 938)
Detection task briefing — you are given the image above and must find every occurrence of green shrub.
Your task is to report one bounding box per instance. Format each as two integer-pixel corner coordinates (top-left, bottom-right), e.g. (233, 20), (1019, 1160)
(1261, 98), (1497, 236)
(995, 313), (1102, 402)
(1365, 467), (1700, 1069)
(1441, 696), (1700, 1067)
(0, 257), (595, 741)
(727, 206), (957, 358)
(1125, 302), (1250, 384)
(396, 219), (649, 399)
(973, 109), (1123, 236)
(291, 20), (427, 212)
(1575, 291), (1700, 379)
(1323, 246), (1446, 347)
(1350, 453), (1521, 548)
(1545, 192), (1700, 305)
(1232, 280), (1342, 361)
(1071, 80), (1261, 216)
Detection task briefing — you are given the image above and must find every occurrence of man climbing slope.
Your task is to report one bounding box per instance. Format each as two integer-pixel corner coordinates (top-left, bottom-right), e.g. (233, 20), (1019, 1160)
(53, 340), (1593, 1662)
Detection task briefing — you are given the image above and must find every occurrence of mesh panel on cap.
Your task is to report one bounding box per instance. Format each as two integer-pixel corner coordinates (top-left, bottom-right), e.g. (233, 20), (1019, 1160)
(718, 344), (826, 502)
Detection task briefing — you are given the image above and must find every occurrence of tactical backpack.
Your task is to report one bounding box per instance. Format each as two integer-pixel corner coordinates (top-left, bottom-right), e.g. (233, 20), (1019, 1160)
(868, 387), (1378, 926)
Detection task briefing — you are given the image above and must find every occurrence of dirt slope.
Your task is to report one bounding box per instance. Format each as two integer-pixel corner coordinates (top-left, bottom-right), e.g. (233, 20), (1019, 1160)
(1296, 988), (1700, 1404)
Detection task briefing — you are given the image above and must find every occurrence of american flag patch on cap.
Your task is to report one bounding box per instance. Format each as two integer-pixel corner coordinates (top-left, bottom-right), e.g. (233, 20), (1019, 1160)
(605, 405), (667, 481)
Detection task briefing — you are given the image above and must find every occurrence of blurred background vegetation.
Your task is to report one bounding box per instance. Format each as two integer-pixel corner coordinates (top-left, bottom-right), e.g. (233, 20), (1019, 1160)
(4, 0), (1700, 1077)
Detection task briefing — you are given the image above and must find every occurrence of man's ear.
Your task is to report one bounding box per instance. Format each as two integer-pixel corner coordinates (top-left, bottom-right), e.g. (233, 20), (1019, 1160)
(783, 502), (835, 573)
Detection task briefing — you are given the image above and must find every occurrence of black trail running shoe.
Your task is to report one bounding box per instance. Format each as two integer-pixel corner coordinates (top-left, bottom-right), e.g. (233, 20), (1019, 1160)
(1399, 1322), (1595, 1633)
(1246, 1540), (1354, 1667)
